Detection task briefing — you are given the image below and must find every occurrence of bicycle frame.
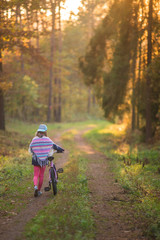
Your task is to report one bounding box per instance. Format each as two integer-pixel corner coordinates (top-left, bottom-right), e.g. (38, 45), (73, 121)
(49, 160), (58, 182)
(44, 155), (63, 194)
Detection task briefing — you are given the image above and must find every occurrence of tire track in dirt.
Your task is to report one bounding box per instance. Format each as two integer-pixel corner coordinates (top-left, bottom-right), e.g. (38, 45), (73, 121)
(75, 130), (146, 240)
(0, 132), (68, 240)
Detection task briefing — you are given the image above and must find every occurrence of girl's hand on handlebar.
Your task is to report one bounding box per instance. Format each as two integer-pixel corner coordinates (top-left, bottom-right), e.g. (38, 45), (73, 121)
(57, 149), (64, 153)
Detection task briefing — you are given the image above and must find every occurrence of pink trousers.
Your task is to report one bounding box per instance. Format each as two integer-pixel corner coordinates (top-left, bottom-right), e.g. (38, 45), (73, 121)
(33, 166), (46, 190)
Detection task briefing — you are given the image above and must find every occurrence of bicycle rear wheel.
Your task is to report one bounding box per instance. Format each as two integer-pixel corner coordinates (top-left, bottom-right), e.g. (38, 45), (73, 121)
(50, 167), (57, 195)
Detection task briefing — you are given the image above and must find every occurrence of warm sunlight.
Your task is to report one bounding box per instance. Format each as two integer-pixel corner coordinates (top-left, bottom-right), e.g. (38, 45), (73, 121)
(46, 0), (81, 20)
(62, 0), (81, 20)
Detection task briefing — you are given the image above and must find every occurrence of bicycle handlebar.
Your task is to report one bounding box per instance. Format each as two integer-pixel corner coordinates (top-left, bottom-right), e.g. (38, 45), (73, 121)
(48, 148), (64, 161)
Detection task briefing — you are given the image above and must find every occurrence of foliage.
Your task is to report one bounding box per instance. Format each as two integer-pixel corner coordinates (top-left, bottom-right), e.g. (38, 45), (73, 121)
(79, 16), (109, 85)
(0, 0), (105, 127)
(0, 128), (33, 214)
(80, 0), (160, 139)
(62, 21), (102, 121)
(5, 73), (40, 121)
(145, 55), (160, 135)
(79, 0), (137, 118)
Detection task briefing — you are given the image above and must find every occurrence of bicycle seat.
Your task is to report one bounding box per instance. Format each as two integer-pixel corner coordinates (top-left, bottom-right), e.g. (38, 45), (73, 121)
(48, 156), (54, 161)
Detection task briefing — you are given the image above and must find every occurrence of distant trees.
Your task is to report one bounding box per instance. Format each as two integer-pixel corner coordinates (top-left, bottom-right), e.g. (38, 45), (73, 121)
(0, 0), (103, 129)
(78, 0), (108, 112)
(0, 0), (43, 129)
(47, 0), (56, 122)
(80, 0), (160, 142)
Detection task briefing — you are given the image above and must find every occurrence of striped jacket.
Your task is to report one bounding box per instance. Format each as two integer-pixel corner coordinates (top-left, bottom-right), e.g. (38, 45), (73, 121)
(29, 136), (64, 167)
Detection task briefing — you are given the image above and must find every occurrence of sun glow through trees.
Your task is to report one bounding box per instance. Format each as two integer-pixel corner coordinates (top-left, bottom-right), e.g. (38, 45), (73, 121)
(62, 0), (81, 19)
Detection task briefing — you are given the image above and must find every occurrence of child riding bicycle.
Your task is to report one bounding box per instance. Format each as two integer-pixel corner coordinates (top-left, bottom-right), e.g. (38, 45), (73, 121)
(29, 124), (64, 197)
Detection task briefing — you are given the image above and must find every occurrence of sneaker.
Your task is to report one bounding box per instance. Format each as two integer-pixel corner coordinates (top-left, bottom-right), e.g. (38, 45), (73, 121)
(38, 191), (42, 196)
(34, 186), (38, 197)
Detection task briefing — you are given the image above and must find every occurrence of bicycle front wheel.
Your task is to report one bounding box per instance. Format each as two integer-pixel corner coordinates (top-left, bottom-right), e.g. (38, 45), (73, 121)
(50, 168), (57, 195)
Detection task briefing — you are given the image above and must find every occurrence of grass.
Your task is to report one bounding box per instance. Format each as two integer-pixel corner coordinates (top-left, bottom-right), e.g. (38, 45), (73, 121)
(0, 120), (66, 215)
(2, 118), (160, 239)
(0, 119), (97, 216)
(0, 128), (34, 215)
(25, 129), (95, 240)
(84, 121), (160, 240)
(6, 118), (101, 135)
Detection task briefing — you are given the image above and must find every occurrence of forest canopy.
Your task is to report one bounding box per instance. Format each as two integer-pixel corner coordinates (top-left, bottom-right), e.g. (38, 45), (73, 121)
(0, 0), (105, 130)
(80, 0), (160, 142)
(0, 0), (160, 142)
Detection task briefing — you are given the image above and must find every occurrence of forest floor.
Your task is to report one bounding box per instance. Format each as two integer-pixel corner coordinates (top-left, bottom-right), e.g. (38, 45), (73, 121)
(0, 132), (69, 240)
(75, 130), (146, 240)
(0, 124), (149, 240)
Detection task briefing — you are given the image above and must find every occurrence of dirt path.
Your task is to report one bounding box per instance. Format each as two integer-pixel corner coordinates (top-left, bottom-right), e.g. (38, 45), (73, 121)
(0, 128), (146, 240)
(75, 131), (146, 240)
(0, 133), (68, 240)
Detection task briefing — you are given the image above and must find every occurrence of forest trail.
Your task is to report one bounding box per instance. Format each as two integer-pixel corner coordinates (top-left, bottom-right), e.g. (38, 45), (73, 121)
(75, 130), (146, 240)
(0, 128), (146, 240)
(0, 133), (69, 240)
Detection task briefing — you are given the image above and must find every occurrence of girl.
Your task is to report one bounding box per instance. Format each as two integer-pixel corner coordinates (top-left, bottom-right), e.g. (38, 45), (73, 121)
(29, 124), (64, 197)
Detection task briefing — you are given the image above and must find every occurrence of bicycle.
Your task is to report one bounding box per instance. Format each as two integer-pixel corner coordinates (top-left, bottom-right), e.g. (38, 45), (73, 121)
(44, 155), (63, 195)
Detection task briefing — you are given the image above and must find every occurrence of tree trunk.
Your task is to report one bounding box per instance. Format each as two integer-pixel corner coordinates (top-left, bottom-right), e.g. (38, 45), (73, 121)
(19, 8), (24, 72)
(131, 5), (138, 131)
(53, 0), (62, 122)
(0, 6), (5, 130)
(36, 10), (39, 50)
(0, 50), (5, 131)
(54, 76), (58, 121)
(87, 88), (91, 113)
(92, 94), (95, 106)
(146, 0), (153, 142)
(87, 0), (95, 114)
(26, 7), (31, 45)
(137, 0), (144, 130)
(47, 0), (56, 122)
(137, 38), (142, 130)
(131, 58), (136, 131)
(57, 0), (62, 122)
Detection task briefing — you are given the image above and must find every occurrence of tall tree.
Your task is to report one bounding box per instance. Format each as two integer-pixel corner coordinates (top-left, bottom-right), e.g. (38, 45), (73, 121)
(136, 0), (144, 130)
(0, 1), (5, 130)
(47, 0), (56, 122)
(145, 0), (153, 142)
(79, 0), (106, 113)
(131, 3), (139, 131)
(57, 0), (62, 122)
(0, 51), (5, 131)
(80, 0), (160, 138)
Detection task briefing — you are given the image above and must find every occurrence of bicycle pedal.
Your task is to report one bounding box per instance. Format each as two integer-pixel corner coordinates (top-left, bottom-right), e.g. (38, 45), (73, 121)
(44, 186), (51, 192)
(57, 168), (63, 173)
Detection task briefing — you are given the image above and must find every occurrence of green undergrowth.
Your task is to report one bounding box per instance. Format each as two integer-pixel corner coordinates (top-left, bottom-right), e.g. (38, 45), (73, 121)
(0, 128), (34, 215)
(25, 129), (95, 240)
(6, 119), (102, 135)
(0, 120), (65, 215)
(0, 119), (98, 217)
(85, 122), (160, 240)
